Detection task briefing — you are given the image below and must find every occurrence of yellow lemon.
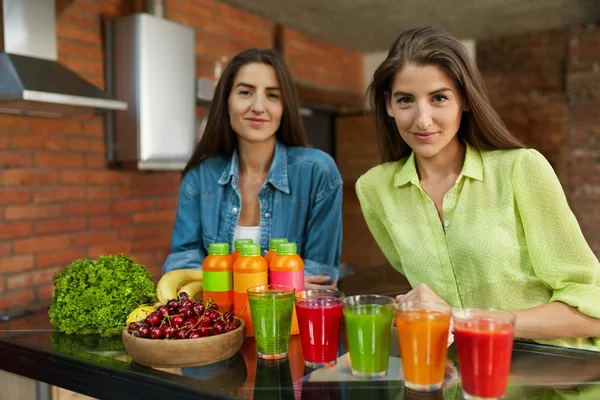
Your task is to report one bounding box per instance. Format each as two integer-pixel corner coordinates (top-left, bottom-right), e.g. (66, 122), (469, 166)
(126, 305), (155, 325)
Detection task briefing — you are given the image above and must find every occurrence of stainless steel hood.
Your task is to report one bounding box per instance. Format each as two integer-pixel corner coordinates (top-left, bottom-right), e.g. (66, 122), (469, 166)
(0, 0), (127, 118)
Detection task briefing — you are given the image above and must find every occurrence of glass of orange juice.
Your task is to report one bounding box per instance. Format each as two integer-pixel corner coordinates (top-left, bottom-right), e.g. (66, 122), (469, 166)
(395, 301), (451, 392)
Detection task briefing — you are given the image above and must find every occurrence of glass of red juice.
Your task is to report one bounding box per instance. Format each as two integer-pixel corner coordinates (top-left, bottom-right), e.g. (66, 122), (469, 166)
(295, 289), (344, 369)
(452, 308), (516, 400)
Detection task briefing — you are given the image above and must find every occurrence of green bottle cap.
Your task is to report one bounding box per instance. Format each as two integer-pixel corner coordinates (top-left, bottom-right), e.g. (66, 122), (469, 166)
(234, 238), (253, 251)
(208, 242), (229, 255)
(269, 238), (288, 250)
(240, 243), (261, 256)
(276, 242), (297, 255)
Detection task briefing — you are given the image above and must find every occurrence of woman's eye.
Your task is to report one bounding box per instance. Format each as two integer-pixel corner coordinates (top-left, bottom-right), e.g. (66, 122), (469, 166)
(398, 97), (412, 105)
(267, 93), (280, 99)
(239, 90), (252, 96)
(433, 94), (447, 104)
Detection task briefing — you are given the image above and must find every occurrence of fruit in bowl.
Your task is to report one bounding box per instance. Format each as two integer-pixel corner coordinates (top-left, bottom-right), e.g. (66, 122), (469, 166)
(122, 292), (246, 367)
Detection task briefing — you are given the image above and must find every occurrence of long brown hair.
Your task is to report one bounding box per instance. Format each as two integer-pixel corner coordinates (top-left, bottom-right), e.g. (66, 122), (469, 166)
(182, 48), (308, 177)
(367, 27), (525, 162)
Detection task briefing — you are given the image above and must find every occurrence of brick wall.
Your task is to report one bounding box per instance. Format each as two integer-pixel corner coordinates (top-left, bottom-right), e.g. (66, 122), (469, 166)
(476, 25), (600, 257)
(0, 0), (365, 313)
(567, 25), (600, 255)
(283, 28), (364, 94)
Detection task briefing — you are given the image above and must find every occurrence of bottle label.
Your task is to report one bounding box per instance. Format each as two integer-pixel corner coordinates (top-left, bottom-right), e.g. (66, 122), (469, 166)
(270, 270), (305, 292)
(233, 272), (268, 293)
(204, 271), (232, 291)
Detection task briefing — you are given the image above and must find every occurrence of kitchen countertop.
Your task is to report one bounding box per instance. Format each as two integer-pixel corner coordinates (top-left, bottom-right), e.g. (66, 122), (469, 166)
(2, 310), (600, 399)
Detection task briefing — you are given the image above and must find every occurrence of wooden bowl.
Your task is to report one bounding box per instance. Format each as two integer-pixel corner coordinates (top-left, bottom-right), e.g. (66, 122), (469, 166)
(122, 319), (245, 368)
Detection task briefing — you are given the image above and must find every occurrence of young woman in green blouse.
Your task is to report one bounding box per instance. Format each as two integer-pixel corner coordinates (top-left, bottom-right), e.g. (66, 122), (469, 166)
(357, 27), (600, 351)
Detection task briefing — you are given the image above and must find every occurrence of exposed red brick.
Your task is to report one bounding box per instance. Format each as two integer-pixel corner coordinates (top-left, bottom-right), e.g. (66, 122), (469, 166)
(34, 218), (87, 235)
(0, 255), (34, 274)
(0, 115), (28, 131)
(112, 199), (154, 213)
(132, 210), (176, 225)
(0, 290), (35, 310)
(0, 188), (32, 204)
(5, 204), (62, 221)
(10, 134), (67, 150)
(36, 284), (55, 302)
(2, 170), (60, 185)
(36, 248), (87, 269)
(35, 152), (85, 168)
(7, 266), (62, 291)
(64, 200), (111, 216)
(29, 118), (82, 135)
(0, 152), (33, 168)
(33, 186), (85, 203)
(0, 221), (33, 239)
(14, 234), (70, 254)
(71, 231), (119, 246)
(88, 216), (110, 229)
(58, 40), (103, 60)
(85, 154), (105, 168)
(0, 243), (12, 257)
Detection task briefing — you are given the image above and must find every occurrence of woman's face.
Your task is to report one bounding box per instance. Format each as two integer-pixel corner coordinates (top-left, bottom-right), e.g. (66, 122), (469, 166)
(385, 64), (467, 160)
(228, 62), (284, 145)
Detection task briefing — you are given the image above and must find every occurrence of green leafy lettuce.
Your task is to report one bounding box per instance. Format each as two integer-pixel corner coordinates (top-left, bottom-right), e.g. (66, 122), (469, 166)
(49, 254), (156, 337)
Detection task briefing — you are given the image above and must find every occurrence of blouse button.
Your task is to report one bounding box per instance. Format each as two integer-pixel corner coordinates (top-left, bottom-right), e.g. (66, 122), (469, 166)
(444, 220), (450, 227)
(447, 193), (454, 199)
(264, 213), (271, 218)
(231, 207), (238, 214)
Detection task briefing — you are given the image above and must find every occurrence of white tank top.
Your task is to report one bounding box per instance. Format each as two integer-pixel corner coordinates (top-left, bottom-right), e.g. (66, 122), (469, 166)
(233, 225), (261, 246)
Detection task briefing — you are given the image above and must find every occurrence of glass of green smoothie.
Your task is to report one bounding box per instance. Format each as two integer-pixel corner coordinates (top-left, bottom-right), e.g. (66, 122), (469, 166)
(342, 294), (395, 379)
(247, 285), (296, 360)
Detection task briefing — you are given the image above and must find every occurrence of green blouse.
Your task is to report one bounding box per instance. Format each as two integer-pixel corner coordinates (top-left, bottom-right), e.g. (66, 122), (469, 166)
(356, 145), (600, 351)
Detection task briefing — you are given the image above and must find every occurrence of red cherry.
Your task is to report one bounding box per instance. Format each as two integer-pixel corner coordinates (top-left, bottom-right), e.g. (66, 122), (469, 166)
(171, 315), (185, 328)
(180, 308), (194, 319)
(150, 327), (163, 339)
(145, 312), (161, 326)
(222, 312), (233, 324)
(138, 325), (151, 338)
(212, 321), (226, 334)
(128, 322), (140, 331)
(179, 292), (190, 302)
(199, 315), (211, 327)
(193, 303), (205, 316)
(181, 300), (194, 309)
(198, 327), (212, 337)
(189, 332), (201, 339)
(162, 325), (176, 339)
(167, 299), (179, 310)
(208, 303), (218, 311)
(156, 305), (169, 318)
(175, 329), (188, 339)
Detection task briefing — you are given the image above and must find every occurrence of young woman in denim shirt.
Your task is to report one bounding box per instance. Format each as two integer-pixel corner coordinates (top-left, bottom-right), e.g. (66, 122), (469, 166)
(163, 49), (342, 290)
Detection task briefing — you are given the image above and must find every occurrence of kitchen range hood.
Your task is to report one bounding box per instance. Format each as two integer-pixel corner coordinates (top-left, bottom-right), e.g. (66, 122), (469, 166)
(0, 0), (127, 118)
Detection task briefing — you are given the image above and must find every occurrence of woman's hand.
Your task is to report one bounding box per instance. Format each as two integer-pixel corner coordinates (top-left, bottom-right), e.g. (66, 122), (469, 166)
(304, 275), (338, 290)
(396, 283), (454, 346)
(395, 283), (448, 304)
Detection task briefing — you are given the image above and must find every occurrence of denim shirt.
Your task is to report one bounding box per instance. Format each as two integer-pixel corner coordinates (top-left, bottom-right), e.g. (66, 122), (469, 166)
(163, 141), (343, 280)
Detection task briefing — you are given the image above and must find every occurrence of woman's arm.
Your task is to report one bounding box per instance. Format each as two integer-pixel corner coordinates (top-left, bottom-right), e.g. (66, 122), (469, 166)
(513, 302), (600, 340)
(302, 181), (343, 289)
(162, 176), (206, 274)
(510, 150), (600, 338)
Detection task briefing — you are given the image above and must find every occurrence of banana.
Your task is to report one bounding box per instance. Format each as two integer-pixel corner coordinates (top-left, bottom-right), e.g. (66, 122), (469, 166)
(178, 281), (204, 301)
(156, 269), (203, 304)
